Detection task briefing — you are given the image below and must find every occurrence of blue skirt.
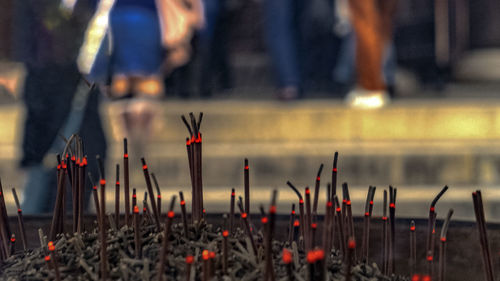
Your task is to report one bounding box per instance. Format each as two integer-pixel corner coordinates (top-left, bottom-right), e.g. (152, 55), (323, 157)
(109, 7), (164, 76)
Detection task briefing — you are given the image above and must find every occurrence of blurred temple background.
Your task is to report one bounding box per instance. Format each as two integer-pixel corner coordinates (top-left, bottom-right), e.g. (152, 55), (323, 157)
(1, 0), (500, 220)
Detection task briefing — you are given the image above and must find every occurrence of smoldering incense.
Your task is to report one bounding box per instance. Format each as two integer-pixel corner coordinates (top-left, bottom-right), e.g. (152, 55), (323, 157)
(438, 209), (453, 281)
(151, 173), (162, 217)
(141, 158), (161, 230)
(179, 191), (189, 238)
(312, 164), (324, 215)
(410, 220), (416, 277)
(157, 195), (177, 281)
(124, 138), (130, 226)
(11, 188), (27, 251)
(244, 158), (250, 215)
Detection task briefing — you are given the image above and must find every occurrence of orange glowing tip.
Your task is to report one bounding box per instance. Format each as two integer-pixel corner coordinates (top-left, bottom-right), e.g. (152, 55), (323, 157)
(426, 255), (433, 261)
(203, 209), (206, 213)
(132, 194), (137, 198)
(124, 153), (129, 158)
(190, 136), (195, 143)
(348, 239), (356, 249)
(157, 194), (161, 199)
(269, 205), (277, 214)
(305, 188), (310, 195)
(432, 228), (435, 234)
(143, 207), (147, 212)
(333, 168), (338, 172)
(76, 158), (80, 165)
(410, 226), (416, 231)
(430, 207), (435, 212)
(202, 250), (209, 260)
(222, 230), (229, 237)
(142, 164), (148, 170)
(370, 200), (373, 205)
(299, 199), (304, 204)
(440, 237), (446, 242)
(180, 200), (185, 206)
(282, 249), (292, 264)
(209, 251), (216, 259)
(231, 191), (235, 196)
(365, 212), (370, 216)
(48, 241), (55, 251)
(389, 203), (395, 208)
(347, 200), (351, 205)
(116, 181), (120, 185)
(83, 157), (88, 165)
(10, 237), (15, 242)
(196, 132), (202, 143)
(186, 139), (191, 145)
(62, 163), (67, 169)
(186, 255), (194, 264)
(411, 274), (421, 281)
(168, 211), (175, 218)
(327, 201), (332, 207)
(382, 216), (388, 221)
(241, 212), (248, 219)
(422, 275), (431, 281)
(71, 155), (76, 161)
(311, 223), (317, 229)
(100, 179), (106, 185)
(17, 209), (21, 213)
(133, 206), (139, 214)
(244, 165), (249, 170)
(293, 220), (300, 227)
(57, 164), (61, 170)
(93, 186), (97, 190)
(315, 249), (325, 261)
(261, 217), (268, 224)
(336, 207), (341, 212)
(291, 210), (296, 215)
(306, 251), (316, 264)
(45, 255), (51, 262)
(316, 176), (320, 181)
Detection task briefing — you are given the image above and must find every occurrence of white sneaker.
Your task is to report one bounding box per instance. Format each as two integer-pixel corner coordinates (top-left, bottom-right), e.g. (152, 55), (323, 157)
(345, 87), (390, 109)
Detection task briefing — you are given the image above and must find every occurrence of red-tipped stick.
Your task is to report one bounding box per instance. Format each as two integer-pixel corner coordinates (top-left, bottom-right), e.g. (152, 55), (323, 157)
(123, 138), (130, 226)
(179, 191), (189, 238)
(305, 187), (312, 251)
(49, 160), (67, 241)
(11, 188), (27, 251)
(286, 181), (306, 251)
(132, 188), (137, 208)
(410, 220), (417, 277)
(288, 204), (296, 245)
(230, 188), (235, 234)
(71, 154), (78, 234)
(388, 186), (397, 275)
(133, 205), (141, 259)
(310, 221), (317, 249)
(9, 234), (15, 256)
(382, 189), (388, 274)
(238, 199), (257, 257)
(343, 183), (355, 259)
(334, 196), (345, 256)
(438, 209), (453, 281)
(244, 158), (250, 215)
(264, 190), (277, 281)
(47, 241), (61, 281)
(157, 195), (177, 281)
(185, 255), (194, 281)
(152, 173), (162, 217)
(78, 157), (87, 234)
(426, 186), (448, 269)
(115, 164), (120, 228)
(140, 158), (161, 230)
(345, 237), (355, 281)
(312, 164), (324, 215)
(282, 248), (294, 281)
(322, 200), (333, 256)
(426, 212), (436, 278)
(331, 152), (338, 201)
(222, 227), (229, 274)
(472, 191), (495, 281)
(202, 250), (209, 281)
(362, 186), (376, 263)
(96, 155), (108, 280)
(88, 174), (100, 223)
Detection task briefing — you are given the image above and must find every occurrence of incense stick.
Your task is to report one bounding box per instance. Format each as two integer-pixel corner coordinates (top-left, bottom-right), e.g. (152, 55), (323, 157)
(288, 204), (296, 245)
(312, 164), (324, 215)
(115, 164), (120, 228)
(124, 138), (130, 226)
(96, 155), (108, 280)
(410, 220), (416, 277)
(472, 191), (495, 281)
(151, 173), (162, 217)
(244, 158), (250, 215)
(157, 195), (177, 281)
(11, 188), (27, 251)
(237, 198), (257, 258)
(382, 189), (388, 274)
(141, 158), (161, 230)
(438, 209), (453, 281)
(88, 173), (100, 223)
(331, 152), (338, 201)
(230, 188), (235, 235)
(286, 181), (306, 251)
(362, 186), (376, 263)
(133, 205), (141, 259)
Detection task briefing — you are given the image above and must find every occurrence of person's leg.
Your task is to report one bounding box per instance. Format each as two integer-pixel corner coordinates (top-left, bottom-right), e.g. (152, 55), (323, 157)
(262, 0), (301, 90)
(349, 0), (385, 91)
(198, 0), (221, 97)
(333, 31), (356, 86)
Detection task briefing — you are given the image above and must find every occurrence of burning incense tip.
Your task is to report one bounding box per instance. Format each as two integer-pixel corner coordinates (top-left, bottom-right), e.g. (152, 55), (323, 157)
(142, 165), (148, 170)
(333, 168), (338, 172)
(168, 211), (175, 218)
(422, 275), (431, 281)
(209, 252), (216, 259)
(440, 237), (446, 242)
(389, 203), (395, 208)
(10, 237), (15, 243)
(299, 199), (304, 204)
(45, 256), (51, 262)
(282, 249), (292, 264)
(48, 241), (55, 251)
(180, 200), (186, 206)
(307, 251), (316, 264)
(134, 206), (139, 213)
(222, 230), (229, 237)
(430, 207), (435, 212)
(100, 179), (106, 185)
(426, 255), (433, 261)
(261, 217), (268, 224)
(348, 239), (356, 249)
(410, 226), (416, 231)
(311, 223), (317, 229)
(186, 256), (194, 264)
(412, 274), (421, 281)
(305, 188), (310, 195)
(316, 176), (320, 181)
(93, 186), (97, 190)
(269, 206), (277, 214)
(293, 220), (300, 227)
(347, 200), (351, 205)
(202, 250), (210, 260)
(124, 153), (128, 158)
(241, 213), (248, 219)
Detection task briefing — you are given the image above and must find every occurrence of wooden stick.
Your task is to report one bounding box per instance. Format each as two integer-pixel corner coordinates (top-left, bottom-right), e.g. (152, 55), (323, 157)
(47, 241), (62, 281)
(382, 189), (388, 274)
(230, 188), (235, 234)
(472, 191), (495, 281)
(426, 186), (448, 267)
(264, 190), (277, 281)
(312, 164), (324, 215)
(388, 186), (397, 275)
(123, 138), (130, 226)
(244, 158), (250, 215)
(331, 152), (338, 201)
(410, 220), (416, 277)
(141, 158), (161, 230)
(96, 155), (108, 280)
(345, 237), (355, 281)
(438, 209), (453, 281)
(343, 183), (355, 260)
(286, 181), (306, 251)
(49, 160), (67, 241)
(288, 204), (296, 245)
(132, 188), (137, 209)
(282, 249), (294, 281)
(11, 188), (27, 251)
(334, 195), (345, 257)
(115, 164), (120, 228)
(362, 186), (376, 263)
(305, 187), (312, 251)
(88, 173), (100, 223)
(151, 173), (162, 217)
(133, 205), (141, 259)
(157, 195), (176, 281)
(237, 198), (257, 258)
(179, 191), (189, 238)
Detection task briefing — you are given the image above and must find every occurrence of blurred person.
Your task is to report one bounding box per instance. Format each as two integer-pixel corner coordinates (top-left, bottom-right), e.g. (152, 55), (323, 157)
(344, 0), (398, 108)
(262, 0), (305, 101)
(12, 0), (107, 213)
(78, 0), (203, 149)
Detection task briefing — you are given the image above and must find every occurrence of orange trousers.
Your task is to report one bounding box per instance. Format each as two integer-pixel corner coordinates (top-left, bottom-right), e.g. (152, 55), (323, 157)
(349, 0), (398, 90)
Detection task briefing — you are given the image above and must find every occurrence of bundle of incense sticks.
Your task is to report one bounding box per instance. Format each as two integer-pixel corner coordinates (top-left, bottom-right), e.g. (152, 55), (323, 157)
(181, 113), (204, 222)
(2, 113), (499, 281)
